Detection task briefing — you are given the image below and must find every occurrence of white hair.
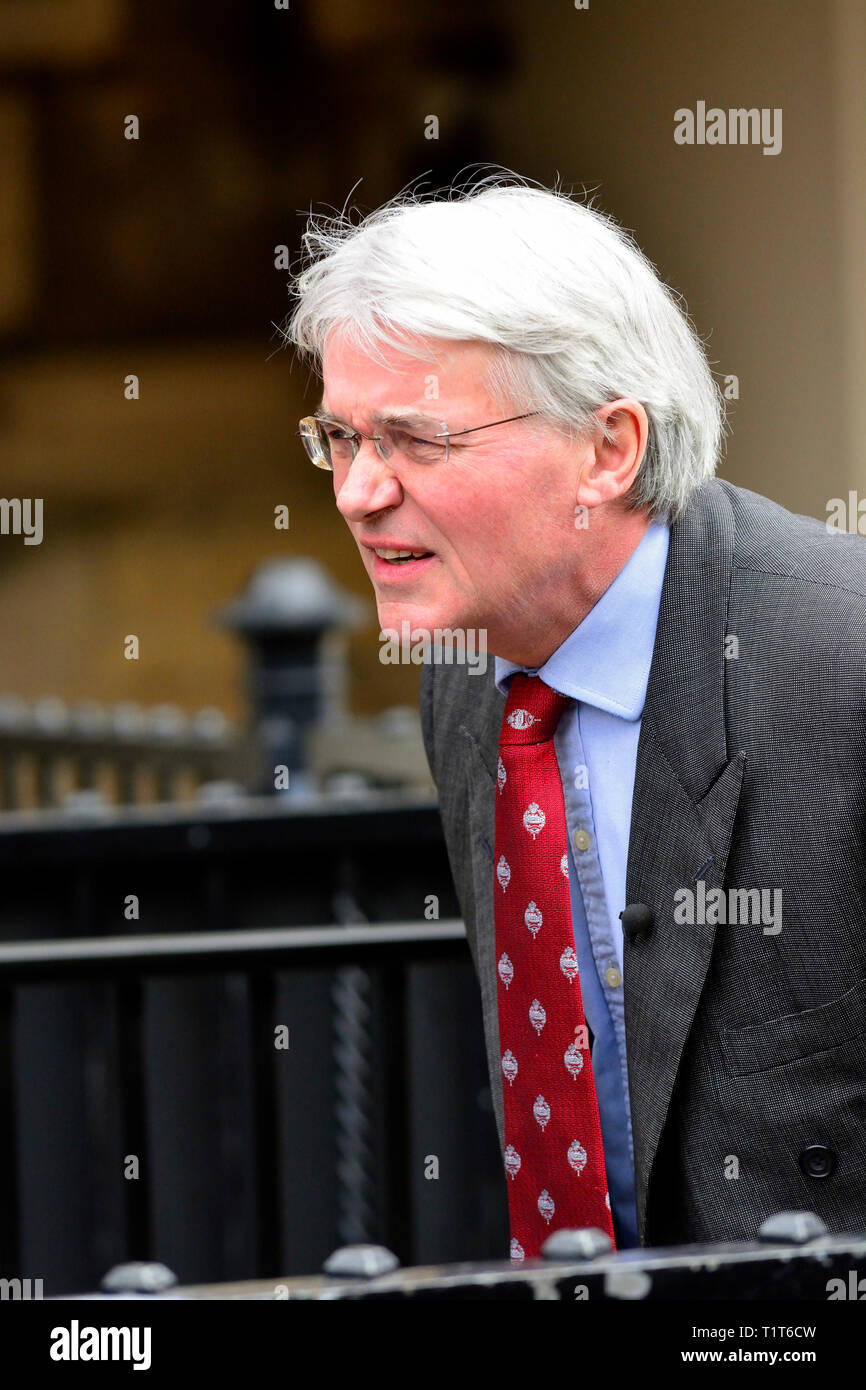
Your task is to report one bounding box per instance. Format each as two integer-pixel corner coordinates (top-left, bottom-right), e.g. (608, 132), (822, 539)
(284, 173), (726, 522)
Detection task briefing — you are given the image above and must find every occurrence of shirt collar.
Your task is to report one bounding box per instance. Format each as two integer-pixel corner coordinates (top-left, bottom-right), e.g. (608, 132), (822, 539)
(493, 514), (670, 720)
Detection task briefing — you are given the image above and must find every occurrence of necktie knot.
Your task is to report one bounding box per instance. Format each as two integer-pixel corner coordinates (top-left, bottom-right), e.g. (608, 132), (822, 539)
(499, 673), (570, 746)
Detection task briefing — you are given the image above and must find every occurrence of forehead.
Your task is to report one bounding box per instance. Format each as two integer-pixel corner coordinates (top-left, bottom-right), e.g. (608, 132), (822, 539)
(321, 328), (501, 416)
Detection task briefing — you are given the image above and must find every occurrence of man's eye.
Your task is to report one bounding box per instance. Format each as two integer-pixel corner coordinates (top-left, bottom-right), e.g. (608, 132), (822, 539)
(324, 426), (352, 441)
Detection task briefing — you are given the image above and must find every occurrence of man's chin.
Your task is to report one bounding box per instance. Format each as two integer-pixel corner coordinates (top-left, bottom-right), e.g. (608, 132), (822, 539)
(376, 601), (464, 635)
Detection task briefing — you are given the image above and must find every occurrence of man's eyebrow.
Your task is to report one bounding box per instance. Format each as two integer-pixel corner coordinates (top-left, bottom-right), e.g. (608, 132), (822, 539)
(375, 410), (442, 429)
(314, 405), (442, 430)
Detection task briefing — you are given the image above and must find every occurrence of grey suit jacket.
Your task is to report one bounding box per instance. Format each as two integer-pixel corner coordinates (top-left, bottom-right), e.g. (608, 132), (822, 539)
(419, 476), (866, 1246)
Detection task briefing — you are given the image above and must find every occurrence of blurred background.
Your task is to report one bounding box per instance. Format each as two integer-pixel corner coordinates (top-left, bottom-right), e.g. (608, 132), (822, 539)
(0, 0), (862, 1296)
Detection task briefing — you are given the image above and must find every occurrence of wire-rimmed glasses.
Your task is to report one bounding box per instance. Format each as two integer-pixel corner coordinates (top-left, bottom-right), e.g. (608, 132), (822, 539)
(298, 412), (538, 471)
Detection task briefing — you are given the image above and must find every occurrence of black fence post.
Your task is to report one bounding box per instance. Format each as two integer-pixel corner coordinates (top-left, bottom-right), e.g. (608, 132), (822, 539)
(218, 558), (369, 798)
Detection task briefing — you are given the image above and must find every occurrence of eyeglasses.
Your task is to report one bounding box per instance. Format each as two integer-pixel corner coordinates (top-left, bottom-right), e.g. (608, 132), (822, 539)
(298, 412), (539, 471)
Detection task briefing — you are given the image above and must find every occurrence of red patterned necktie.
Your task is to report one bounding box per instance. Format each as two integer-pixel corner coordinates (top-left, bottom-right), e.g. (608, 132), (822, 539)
(494, 672), (616, 1261)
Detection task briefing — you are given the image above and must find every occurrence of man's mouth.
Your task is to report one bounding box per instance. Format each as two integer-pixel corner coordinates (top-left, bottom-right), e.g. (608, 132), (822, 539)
(372, 547), (435, 565)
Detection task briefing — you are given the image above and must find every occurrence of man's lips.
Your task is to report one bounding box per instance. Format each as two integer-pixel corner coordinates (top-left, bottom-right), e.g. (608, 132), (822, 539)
(360, 539), (434, 555)
(368, 551), (436, 578)
(360, 539), (437, 576)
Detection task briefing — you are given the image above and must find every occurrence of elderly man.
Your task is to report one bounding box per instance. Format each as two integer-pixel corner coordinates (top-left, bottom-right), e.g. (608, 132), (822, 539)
(286, 176), (866, 1260)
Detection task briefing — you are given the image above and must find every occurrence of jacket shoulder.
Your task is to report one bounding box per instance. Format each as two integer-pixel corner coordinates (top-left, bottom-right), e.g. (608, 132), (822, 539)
(713, 478), (866, 694)
(715, 477), (866, 596)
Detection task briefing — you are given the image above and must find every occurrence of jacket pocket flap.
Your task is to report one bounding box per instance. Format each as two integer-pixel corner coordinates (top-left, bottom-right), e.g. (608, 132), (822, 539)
(721, 976), (866, 1077)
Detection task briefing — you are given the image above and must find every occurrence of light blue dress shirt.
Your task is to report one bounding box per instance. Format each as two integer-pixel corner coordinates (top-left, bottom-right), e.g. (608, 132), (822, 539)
(493, 514), (670, 1249)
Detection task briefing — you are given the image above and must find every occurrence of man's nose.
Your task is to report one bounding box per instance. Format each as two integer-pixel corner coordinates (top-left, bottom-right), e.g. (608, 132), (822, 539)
(334, 438), (402, 520)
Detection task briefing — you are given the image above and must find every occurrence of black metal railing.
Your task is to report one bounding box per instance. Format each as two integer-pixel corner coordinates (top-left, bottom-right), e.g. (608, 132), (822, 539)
(0, 792), (508, 1297)
(54, 1218), (866, 1301)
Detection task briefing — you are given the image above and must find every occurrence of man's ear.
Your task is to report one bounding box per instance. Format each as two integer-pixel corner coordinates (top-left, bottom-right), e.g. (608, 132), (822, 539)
(574, 399), (648, 510)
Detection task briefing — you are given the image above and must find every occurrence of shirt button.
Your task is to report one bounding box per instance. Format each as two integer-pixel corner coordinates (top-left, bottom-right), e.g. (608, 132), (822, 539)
(573, 828), (590, 852)
(605, 967), (622, 988)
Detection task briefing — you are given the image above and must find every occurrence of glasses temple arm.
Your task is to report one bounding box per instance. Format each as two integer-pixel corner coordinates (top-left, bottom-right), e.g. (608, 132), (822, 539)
(442, 412), (539, 440)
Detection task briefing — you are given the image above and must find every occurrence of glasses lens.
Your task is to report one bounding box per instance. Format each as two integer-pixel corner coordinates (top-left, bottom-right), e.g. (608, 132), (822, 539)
(386, 426), (447, 464)
(299, 418), (332, 470)
(317, 420), (358, 468)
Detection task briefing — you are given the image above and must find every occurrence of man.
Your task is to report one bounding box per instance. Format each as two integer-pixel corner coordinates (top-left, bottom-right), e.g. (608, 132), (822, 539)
(286, 175), (866, 1257)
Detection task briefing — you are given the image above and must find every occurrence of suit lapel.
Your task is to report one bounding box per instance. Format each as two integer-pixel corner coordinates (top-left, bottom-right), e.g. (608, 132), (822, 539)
(624, 479), (746, 1240)
(458, 700), (506, 1155)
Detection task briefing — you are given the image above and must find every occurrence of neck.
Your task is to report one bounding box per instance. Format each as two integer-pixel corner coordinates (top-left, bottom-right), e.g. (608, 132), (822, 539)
(497, 504), (653, 667)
